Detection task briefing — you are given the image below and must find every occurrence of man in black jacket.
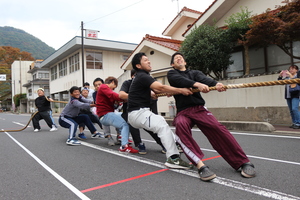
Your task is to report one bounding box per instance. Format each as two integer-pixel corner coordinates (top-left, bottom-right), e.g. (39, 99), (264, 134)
(167, 52), (256, 181)
(32, 88), (57, 132)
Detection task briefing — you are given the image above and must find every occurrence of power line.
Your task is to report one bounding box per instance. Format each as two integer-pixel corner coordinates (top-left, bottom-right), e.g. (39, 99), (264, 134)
(85, 0), (144, 24)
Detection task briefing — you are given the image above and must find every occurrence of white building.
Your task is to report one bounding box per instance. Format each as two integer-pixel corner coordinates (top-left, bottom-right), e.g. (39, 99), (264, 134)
(41, 36), (137, 113)
(11, 60), (34, 112)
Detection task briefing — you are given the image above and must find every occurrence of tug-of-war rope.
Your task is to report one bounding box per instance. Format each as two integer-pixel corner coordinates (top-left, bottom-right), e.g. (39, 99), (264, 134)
(155, 79), (300, 97)
(1, 79), (299, 132)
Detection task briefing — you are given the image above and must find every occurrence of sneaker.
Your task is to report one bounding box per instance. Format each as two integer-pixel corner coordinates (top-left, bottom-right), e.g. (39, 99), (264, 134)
(104, 133), (110, 138)
(115, 135), (121, 145)
(164, 157), (193, 170)
(161, 147), (166, 154)
(198, 166), (217, 181)
(50, 125), (57, 132)
(66, 138), (81, 146)
(176, 143), (183, 153)
(293, 124), (300, 129)
(78, 133), (87, 140)
(241, 162), (256, 178)
(119, 144), (139, 154)
(107, 137), (115, 146)
(34, 129), (40, 132)
(91, 132), (104, 139)
(138, 143), (147, 155)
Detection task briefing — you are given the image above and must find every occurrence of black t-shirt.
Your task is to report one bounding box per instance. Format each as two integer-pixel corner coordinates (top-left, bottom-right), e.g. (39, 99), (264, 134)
(35, 96), (51, 112)
(119, 79), (132, 114)
(128, 70), (155, 112)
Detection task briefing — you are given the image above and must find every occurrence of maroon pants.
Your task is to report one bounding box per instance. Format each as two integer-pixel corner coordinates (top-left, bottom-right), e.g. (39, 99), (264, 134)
(174, 105), (249, 170)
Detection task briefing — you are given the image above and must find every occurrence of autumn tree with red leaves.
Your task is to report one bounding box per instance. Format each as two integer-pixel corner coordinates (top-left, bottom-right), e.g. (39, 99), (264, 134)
(244, 0), (300, 59)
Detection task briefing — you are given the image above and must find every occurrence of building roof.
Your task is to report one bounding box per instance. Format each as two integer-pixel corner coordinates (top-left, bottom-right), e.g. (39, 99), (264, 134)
(162, 6), (202, 37)
(144, 34), (182, 51)
(120, 34), (182, 69)
(41, 36), (137, 68)
(182, 0), (218, 37)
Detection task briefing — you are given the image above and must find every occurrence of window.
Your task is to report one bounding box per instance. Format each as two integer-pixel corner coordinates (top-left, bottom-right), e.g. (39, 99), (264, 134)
(122, 55), (129, 61)
(28, 89), (32, 96)
(226, 52), (244, 77)
(58, 60), (67, 77)
(38, 72), (49, 79)
(69, 53), (80, 73)
(86, 51), (103, 69)
(51, 66), (58, 80)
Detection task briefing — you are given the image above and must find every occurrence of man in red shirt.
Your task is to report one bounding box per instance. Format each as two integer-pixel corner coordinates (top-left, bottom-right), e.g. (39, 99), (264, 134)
(96, 76), (138, 153)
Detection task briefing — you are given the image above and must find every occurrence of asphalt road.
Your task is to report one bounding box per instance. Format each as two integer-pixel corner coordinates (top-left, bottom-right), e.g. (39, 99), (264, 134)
(0, 113), (299, 200)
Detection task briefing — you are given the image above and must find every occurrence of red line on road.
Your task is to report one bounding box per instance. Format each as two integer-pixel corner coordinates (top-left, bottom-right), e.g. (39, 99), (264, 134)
(202, 155), (222, 161)
(81, 168), (169, 193)
(81, 155), (221, 193)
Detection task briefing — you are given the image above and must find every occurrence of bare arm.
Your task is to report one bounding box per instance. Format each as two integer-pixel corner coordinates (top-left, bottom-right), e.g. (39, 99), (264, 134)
(119, 91), (128, 100)
(150, 81), (192, 96)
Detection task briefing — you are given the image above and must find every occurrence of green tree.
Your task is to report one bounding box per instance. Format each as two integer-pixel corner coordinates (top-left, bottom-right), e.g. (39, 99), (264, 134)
(225, 7), (253, 75)
(180, 24), (233, 79)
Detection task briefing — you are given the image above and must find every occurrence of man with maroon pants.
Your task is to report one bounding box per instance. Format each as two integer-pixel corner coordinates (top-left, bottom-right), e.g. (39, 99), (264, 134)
(167, 52), (256, 181)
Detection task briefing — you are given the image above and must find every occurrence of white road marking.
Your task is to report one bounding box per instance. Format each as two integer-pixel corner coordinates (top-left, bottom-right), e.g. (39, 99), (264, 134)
(81, 141), (300, 200)
(12, 121), (31, 128)
(3, 130), (90, 200)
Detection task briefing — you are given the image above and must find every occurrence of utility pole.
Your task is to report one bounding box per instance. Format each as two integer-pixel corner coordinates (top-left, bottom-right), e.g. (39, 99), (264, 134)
(81, 21), (85, 86)
(19, 57), (22, 94)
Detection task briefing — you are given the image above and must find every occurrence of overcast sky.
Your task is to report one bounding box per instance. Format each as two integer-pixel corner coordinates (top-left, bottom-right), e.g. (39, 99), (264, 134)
(1, 0), (214, 50)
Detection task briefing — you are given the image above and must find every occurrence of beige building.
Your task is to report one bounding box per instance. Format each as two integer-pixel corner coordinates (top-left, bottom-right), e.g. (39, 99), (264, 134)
(11, 60), (34, 112)
(120, 0), (300, 125)
(41, 36), (137, 113)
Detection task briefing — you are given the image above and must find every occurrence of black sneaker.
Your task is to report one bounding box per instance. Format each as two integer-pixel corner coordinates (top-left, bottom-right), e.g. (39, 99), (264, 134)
(241, 162), (256, 178)
(198, 166), (216, 181)
(138, 143), (147, 155)
(293, 125), (300, 129)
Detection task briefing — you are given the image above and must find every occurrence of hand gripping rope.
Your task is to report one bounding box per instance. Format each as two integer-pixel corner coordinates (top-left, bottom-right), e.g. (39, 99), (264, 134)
(155, 78), (300, 97)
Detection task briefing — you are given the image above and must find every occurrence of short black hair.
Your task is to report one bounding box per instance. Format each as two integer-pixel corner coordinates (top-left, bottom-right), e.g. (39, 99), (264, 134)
(130, 68), (137, 77)
(69, 86), (80, 94)
(131, 52), (146, 70)
(289, 65), (299, 70)
(170, 52), (184, 65)
(83, 82), (90, 86)
(93, 78), (104, 86)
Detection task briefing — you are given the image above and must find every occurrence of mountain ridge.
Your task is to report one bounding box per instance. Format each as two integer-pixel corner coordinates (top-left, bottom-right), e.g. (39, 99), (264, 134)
(0, 26), (56, 60)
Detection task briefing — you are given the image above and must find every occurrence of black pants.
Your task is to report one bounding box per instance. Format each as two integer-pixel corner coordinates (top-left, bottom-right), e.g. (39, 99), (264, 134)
(32, 111), (54, 129)
(79, 112), (103, 130)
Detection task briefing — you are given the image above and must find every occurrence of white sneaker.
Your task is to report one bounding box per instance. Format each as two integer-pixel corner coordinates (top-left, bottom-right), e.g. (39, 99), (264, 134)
(34, 129), (40, 132)
(50, 125), (57, 132)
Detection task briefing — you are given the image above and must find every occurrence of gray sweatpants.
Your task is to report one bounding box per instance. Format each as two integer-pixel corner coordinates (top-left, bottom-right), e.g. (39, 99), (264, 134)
(128, 108), (178, 158)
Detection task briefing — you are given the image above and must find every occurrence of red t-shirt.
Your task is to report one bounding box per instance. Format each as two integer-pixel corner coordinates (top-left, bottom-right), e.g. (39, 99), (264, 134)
(96, 84), (123, 117)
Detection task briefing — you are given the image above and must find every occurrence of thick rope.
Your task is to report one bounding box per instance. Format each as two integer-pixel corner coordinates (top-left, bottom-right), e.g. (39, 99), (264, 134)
(156, 78), (300, 97)
(0, 111), (39, 132)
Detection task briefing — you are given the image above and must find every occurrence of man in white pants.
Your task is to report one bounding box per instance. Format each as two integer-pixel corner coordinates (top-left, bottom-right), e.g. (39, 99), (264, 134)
(127, 52), (192, 169)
